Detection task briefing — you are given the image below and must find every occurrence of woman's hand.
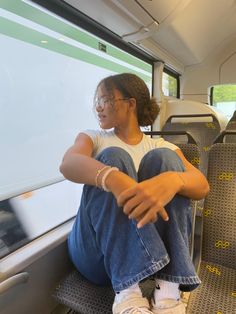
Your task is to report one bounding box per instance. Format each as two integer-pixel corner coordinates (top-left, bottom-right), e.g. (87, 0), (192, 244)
(105, 170), (138, 200)
(117, 171), (184, 228)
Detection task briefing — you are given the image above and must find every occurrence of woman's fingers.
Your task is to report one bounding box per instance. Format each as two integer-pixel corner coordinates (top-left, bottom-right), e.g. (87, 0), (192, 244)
(137, 207), (169, 229)
(158, 207), (169, 222)
(117, 186), (138, 207)
(122, 193), (143, 215)
(135, 210), (158, 224)
(128, 199), (152, 219)
(117, 181), (170, 227)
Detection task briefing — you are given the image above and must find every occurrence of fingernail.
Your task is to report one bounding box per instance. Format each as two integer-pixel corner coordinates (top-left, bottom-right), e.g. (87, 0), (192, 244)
(165, 217), (169, 221)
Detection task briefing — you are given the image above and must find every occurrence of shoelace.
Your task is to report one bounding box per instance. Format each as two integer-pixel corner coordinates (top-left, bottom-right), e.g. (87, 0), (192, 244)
(121, 307), (153, 314)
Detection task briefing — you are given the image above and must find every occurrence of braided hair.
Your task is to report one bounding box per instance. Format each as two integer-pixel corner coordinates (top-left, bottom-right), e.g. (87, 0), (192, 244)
(95, 73), (160, 126)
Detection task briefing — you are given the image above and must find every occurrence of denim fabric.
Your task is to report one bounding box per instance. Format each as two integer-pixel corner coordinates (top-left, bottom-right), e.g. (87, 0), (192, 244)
(68, 147), (201, 293)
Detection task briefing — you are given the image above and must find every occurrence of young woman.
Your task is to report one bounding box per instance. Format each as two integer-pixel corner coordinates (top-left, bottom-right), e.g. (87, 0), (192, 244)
(60, 73), (209, 314)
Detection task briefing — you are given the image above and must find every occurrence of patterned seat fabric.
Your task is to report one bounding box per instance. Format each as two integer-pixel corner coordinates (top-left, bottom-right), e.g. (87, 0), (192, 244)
(187, 261), (236, 314)
(53, 270), (155, 314)
(176, 143), (200, 169)
(53, 270), (114, 314)
(187, 143), (236, 314)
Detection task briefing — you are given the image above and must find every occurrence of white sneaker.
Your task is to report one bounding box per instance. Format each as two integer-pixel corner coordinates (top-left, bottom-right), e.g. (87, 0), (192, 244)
(112, 293), (153, 314)
(151, 299), (186, 314)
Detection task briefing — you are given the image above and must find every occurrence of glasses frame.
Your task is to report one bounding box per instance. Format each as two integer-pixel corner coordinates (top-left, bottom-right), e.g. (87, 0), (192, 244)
(94, 96), (130, 109)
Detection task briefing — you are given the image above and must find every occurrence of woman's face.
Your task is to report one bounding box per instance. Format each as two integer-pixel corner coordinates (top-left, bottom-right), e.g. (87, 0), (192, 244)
(94, 85), (131, 129)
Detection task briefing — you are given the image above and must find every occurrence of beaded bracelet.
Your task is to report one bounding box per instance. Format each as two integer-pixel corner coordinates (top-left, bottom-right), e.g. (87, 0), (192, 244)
(95, 165), (111, 188)
(101, 167), (119, 192)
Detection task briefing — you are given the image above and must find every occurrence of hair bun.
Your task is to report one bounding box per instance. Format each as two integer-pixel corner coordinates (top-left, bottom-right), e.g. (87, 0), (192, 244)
(139, 97), (160, 126)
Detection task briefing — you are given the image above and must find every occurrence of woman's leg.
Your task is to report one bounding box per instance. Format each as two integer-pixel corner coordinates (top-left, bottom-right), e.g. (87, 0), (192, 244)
(138, 148), (200, 292)
(68, 147), (170, 292)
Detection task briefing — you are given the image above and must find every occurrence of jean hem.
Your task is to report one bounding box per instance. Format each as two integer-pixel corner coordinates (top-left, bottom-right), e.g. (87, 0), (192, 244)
(155, 273), (201, 286)
(113, 255), (170, 292)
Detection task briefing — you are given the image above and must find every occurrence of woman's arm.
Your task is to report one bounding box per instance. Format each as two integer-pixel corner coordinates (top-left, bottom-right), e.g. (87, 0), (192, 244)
(60, 133), (137, 194)
(174, 148), (210, 199)
(117, 148), (210, 228)
(60, 133), (105, 185)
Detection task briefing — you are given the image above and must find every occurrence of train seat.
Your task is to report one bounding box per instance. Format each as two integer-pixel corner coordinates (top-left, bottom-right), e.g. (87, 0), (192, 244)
(225, 112), (236, 142)
(53, 140), (201, 314)
(53, 270), (156, 314)
(187, 143), (236, 313)
(161, 114), (221, 175)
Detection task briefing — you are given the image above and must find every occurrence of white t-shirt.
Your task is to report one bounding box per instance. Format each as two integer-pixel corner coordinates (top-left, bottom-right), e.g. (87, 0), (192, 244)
(83, 129), (179, 171)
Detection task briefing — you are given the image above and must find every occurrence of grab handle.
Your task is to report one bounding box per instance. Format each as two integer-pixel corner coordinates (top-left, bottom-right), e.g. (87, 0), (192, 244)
(166, 113), (217, 123)
(0, 272), (29, 294)
(144, 130), (196, 144)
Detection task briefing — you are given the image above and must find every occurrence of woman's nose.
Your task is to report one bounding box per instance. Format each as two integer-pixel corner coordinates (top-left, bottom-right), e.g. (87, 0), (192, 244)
(96, 104), (103, 112)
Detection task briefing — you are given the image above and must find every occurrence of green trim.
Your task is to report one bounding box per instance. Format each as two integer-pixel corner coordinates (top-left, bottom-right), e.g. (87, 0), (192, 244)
(0, 0), (152, 74)
(0, 16), (151, 83)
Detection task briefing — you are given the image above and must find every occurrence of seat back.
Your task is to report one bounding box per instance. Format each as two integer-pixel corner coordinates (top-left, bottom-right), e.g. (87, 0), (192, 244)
(177, 143), (200, 169)
(225, 121), (236, 142)
(201, 143), (236, 269)
(144, 131), (200, 169)
(162, 114), (221, 174)
(214, 130), (236, 144)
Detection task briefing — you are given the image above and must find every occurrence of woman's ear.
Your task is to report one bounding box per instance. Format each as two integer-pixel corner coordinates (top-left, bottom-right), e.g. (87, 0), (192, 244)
(128, 98), (137, 111)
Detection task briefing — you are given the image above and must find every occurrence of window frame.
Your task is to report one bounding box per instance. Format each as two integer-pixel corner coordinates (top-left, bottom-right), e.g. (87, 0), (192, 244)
(32, 0), (157, 67)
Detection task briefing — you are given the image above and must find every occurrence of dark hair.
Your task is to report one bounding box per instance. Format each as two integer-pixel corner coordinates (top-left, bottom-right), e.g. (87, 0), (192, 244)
(95, 73), (160, 126)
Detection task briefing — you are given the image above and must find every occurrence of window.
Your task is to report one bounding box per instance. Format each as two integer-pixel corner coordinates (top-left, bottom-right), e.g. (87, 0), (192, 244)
(211, 85), (236, 120)
(162, 70), (179, 98)
(0, 0), (153, 257)
(0, 181), (81, 258)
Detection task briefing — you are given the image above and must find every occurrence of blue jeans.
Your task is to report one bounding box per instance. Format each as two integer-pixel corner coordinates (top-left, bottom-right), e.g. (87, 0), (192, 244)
(68, 147), (201, 292)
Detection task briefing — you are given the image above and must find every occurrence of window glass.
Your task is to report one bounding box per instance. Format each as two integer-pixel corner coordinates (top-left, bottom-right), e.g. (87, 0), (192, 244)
(162, 72), (178, 97)
(0, 0), (153, 257)
(211, 85), (236, 120)
(0, 181), (81, 258)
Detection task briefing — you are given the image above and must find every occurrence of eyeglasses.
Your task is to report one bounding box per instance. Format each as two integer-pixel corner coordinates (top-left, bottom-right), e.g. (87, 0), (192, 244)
(94, 96), (130, 109)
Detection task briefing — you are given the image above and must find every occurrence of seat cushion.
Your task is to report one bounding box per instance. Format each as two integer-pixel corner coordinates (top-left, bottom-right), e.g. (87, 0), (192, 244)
(187, 261), (236, 313)
(53, 270), (114, 314)
(53, 270), (156, 314)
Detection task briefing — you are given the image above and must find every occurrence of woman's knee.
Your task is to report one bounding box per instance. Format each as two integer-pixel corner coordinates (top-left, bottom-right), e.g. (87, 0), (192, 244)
(96, 147), (136, 175)
(140, 148), (185, 173)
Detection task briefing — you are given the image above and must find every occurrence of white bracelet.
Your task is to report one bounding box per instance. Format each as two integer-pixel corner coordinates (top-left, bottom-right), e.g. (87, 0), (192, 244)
(101, 167), (119, 192)
(95, 165), (111, 187)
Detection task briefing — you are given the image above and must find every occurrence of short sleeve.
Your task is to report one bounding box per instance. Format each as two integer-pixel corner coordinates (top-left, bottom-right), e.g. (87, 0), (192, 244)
(155, 137), (179, 151)
(82, 129), (101, 152)
(161, 140), (179, 151)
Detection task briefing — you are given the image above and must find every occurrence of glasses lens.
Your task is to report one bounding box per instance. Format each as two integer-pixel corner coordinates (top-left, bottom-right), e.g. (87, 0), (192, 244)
(95, 97), (112, 108)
